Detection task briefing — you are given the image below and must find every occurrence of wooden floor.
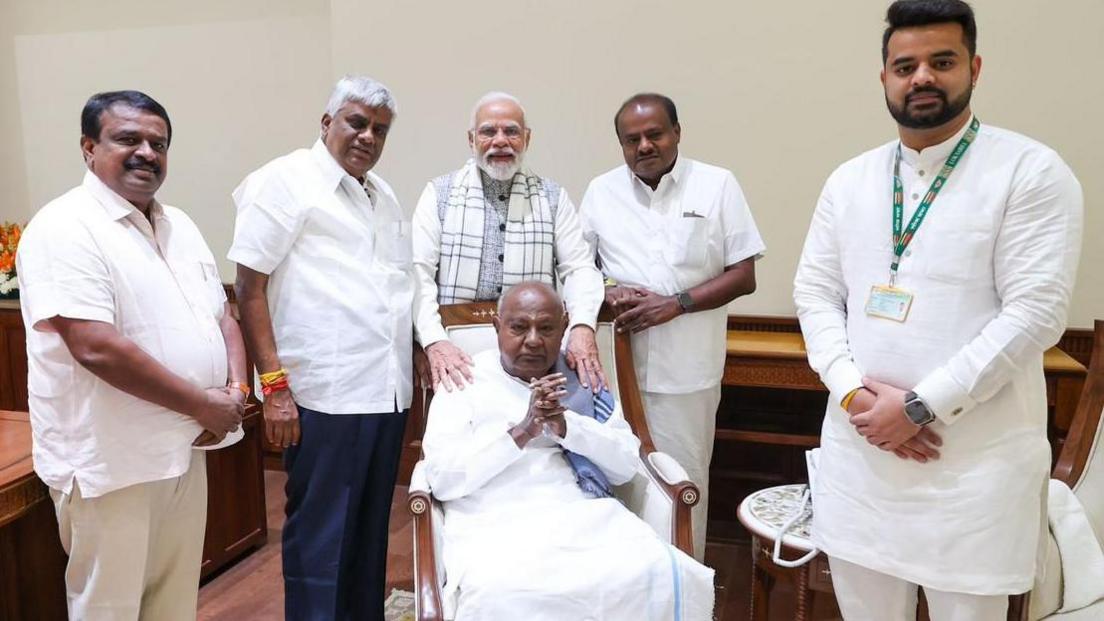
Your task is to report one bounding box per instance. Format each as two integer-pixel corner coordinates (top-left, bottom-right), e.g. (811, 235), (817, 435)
(198, 470), (840, 620)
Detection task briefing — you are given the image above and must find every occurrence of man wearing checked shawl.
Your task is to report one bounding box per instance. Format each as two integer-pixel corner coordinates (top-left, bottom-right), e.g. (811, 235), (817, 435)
(412, 92), (606, 393)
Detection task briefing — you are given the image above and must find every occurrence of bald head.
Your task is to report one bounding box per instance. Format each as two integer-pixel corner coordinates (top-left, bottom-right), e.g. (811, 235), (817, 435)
(494, 282), (568, 380)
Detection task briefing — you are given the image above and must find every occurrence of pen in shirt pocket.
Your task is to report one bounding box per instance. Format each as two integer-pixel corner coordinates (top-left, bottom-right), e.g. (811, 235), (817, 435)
(681, 210), (705, 218)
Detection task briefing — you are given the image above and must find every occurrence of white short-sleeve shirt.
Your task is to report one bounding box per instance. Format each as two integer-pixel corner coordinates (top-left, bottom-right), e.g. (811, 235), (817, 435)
(580, 157), (765, 393)
(228, 140), (413, 414)
(17, 171), (229, 498)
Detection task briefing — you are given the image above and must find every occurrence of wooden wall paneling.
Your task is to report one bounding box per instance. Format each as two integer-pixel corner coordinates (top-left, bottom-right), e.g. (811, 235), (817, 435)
(0, 498), (68, 621)
(200, 408), (268, 579)
(0, 306), (23, 411)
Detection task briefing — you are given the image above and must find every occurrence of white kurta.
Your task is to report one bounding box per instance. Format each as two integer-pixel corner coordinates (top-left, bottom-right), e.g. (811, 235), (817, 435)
(422, 350), (715, 620)
(794, 120), (1083, 594)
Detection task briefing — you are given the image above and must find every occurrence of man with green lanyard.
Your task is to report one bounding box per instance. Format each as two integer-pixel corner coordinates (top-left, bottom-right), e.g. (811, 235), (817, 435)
(793, 1), (1082, 619)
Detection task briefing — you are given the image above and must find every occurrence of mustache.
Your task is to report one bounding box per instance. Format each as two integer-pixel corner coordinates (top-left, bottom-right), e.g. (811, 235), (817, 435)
(906, 87), (947, 103)
(124, 157), (161, 175)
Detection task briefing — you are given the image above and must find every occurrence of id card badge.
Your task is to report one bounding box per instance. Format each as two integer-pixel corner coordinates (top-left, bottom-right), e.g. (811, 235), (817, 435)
(865, 284), (914, 322)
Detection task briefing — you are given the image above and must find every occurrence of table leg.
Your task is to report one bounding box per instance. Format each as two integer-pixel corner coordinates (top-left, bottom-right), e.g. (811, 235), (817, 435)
(749, 536), (774, 621)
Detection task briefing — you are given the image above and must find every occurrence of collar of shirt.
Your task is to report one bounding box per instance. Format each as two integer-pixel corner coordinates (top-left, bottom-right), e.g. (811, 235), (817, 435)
(81, 170), (168, 241)
(628, 154), (689, 200)
(309, 139), (378, 206)
(899, 116), (975, 170)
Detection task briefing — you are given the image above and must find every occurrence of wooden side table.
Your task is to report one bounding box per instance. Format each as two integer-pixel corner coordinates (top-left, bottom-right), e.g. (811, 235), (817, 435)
(737, 484), (832, 621)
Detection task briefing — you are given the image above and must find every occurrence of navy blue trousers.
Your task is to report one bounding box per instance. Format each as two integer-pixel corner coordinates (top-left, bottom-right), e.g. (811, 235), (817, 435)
(282, 406), (408, 621)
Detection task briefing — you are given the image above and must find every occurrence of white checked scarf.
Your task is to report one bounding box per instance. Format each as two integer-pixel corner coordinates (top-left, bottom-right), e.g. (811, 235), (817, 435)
(436, 159), (556, 303)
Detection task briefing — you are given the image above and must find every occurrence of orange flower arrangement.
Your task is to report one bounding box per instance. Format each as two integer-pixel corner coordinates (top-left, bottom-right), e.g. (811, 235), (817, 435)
(0, 222), (23, 298)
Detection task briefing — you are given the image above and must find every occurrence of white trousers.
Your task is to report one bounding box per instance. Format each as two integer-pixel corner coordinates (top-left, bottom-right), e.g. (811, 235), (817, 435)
(50, 451), (208, 621)
(829, 556), (1009, 621)
(642, 385), (722, 562)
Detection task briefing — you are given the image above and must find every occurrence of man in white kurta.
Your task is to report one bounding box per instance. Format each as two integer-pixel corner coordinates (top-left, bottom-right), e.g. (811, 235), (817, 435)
(422, 282), (714, 621)
(580, 93), (765, 560)
(412, 92), (605, 393)
(793, 2), (1083, 619)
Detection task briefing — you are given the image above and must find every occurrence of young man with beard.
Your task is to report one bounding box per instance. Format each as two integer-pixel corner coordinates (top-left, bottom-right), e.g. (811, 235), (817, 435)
(411, 92), (606, 394)
(793, 1), (1082, 618)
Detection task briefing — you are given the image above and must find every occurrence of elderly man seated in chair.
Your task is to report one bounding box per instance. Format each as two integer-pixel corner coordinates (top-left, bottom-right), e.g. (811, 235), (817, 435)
(422, 281), (714, 621)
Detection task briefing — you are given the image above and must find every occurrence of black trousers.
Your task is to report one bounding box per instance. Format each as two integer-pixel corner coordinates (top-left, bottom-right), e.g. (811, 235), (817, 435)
(282, 406), (408, 621)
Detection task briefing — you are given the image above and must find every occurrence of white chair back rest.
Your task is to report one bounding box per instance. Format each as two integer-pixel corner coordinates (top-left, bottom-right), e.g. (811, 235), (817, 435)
(1073, 405), (1104, 547)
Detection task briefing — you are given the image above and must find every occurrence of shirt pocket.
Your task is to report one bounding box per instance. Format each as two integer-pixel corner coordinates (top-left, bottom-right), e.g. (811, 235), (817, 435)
(171, 260), (225, 319)
(663, 216), (709, 268)
(375, 220), (413, 270)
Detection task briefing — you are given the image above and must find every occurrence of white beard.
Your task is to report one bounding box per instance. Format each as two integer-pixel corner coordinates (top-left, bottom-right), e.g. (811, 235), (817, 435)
(475, 148), (525, 181)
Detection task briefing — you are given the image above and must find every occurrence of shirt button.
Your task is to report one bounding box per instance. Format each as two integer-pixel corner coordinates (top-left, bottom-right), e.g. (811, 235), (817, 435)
(918, 170), (925, 177)
(911, 193), (919, 200)
(499, 223), (506, 232)
(904, 250), (912, 257)
(497, 286), (502, 293)
(952, 407), (963, 416)
(498, 194), (507, 202)
(497, 253), (504, 262)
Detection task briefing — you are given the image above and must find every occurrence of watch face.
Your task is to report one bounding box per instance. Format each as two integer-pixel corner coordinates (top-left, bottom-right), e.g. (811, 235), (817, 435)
(906, 400), (933, 425)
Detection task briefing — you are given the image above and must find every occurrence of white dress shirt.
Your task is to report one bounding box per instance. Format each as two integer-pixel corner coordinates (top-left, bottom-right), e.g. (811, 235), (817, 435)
(411, 178), (603, 346)
(18, 171), (228, 498)
(580, 157), (766, 393)
(228, 140), (413, 414)
(794, 120), (1083, 593)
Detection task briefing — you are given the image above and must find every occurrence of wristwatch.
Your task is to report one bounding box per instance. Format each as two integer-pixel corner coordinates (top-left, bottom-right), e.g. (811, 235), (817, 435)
(903, 391), (936, 426)
(675, 291), (695, 313)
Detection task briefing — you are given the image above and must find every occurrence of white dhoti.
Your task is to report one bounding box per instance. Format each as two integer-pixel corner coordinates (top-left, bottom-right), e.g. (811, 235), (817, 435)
(829, 556), (1009, 621)
(444, 497), (714, 621)
(642, 385), (721, 562)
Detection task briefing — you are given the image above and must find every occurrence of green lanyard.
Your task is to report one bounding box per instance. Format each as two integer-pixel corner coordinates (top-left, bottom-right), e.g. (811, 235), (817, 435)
(890, 116), (980, 285)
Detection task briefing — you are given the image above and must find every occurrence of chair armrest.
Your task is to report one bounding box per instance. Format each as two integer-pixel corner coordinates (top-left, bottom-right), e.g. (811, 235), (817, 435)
(647, 451), (690, 487)
(638, 448), (700, 555)
(407, 462), (444, 621)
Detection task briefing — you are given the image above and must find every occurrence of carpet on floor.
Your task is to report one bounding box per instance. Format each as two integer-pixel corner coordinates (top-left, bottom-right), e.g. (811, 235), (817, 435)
(384, 588), (415, 621)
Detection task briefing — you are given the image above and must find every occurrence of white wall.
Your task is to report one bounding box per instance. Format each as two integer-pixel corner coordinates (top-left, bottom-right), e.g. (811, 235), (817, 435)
(1, 0), (1100, 326)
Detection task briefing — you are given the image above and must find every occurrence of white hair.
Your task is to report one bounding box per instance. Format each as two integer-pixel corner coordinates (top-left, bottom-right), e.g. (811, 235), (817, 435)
(469, 91), (526, 129)
(325, 75), (397, 117)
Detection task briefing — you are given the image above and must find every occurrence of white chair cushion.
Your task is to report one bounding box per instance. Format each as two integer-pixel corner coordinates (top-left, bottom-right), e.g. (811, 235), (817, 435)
(1071, 405), (1104, 546)
(1031, 532), (1063, 619)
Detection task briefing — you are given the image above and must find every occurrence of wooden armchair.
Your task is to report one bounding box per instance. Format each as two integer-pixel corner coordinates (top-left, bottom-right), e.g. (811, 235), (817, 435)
(406, 302), (701, 621)
(1021, 319), (1104, 620)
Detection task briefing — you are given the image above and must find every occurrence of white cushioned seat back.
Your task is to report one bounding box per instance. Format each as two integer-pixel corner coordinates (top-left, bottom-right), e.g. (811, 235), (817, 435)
(1072, 405), (1104, 548)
